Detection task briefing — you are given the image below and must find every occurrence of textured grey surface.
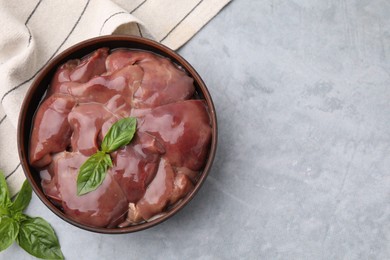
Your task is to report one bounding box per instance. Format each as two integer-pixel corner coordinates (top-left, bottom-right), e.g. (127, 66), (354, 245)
(3, 0), (390, 259)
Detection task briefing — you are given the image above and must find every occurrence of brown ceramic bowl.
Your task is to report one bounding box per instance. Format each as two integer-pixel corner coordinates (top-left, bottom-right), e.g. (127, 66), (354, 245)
(17, 35), (217, 234)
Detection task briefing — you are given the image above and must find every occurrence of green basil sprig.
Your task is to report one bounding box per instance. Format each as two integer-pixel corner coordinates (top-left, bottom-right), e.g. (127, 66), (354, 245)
(77, 117), (137, 196)
(0, 171), (64, 259)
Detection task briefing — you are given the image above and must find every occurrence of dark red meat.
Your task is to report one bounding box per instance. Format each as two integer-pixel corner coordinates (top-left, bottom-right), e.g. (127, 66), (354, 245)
(136, 100), (212, 171)
(52, 152), (128, 227)
(31, 49), (211, 228)
(30, 94), (76, 168)
(106, 50), (195, 108)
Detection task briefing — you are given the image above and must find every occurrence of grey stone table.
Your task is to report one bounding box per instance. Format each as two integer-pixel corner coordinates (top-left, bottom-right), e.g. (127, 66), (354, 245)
(3, 0), (390, 259)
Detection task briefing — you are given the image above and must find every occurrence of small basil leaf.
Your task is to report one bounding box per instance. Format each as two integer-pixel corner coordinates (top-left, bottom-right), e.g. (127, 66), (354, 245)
(0, 216), (19, 251)
(101, 117), (137, 153)
(17, 216), (64, 260)
(77, 151), (112, 196)
(0, 171), (11, 209)
(10, 180), (32, 214)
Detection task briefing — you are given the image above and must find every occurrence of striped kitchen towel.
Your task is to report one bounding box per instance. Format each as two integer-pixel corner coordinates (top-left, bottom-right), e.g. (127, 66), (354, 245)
(0, 0), (230, 195)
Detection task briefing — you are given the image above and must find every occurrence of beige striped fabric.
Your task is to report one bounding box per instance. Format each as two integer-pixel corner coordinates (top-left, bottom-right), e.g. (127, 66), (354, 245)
(0, 0), (230, 195)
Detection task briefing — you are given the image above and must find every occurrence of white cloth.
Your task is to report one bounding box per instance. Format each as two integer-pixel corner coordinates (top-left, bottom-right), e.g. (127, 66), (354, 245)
(0, 0), (230, 195)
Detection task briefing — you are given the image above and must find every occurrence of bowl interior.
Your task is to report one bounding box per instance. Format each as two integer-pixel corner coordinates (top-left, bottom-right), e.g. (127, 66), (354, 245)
(17, 36), (217, 234)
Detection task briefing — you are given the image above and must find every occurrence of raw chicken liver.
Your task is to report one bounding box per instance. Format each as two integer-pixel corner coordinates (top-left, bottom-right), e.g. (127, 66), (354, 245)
(30, 48), (211, 227)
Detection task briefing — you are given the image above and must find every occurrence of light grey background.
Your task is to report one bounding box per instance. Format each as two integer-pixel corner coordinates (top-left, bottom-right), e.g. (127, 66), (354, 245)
(3, 0), (390, 259)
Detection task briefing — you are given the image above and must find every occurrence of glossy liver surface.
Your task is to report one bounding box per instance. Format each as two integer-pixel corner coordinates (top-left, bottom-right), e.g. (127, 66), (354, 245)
(30, 48), (211, 228)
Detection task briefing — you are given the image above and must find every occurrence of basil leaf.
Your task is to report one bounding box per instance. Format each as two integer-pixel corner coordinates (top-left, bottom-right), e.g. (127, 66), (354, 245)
(17, 216), (64, 260)
(0, 216), (19, 251)
(77, 117), (137, 195)
(77, 151), (112, 196)
(0, 171), (11, 209)
(101, 117), (137, 153)
(10, 180), (32, 214)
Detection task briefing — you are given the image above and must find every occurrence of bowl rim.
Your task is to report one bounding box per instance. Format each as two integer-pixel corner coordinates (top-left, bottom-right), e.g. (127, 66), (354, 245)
(17, 35), (218, 234)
